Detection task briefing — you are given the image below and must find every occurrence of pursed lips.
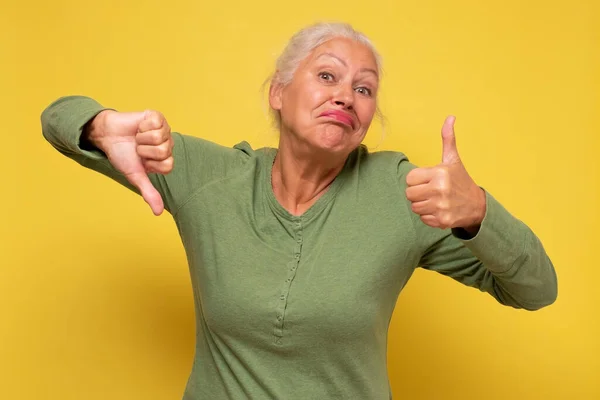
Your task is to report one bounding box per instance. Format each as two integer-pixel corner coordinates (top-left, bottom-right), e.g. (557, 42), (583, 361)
(319, 110), (355, 129)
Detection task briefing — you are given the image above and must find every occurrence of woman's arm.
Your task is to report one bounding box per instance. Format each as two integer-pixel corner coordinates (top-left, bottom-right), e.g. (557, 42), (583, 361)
(396, 117), (557, 310)
(41, 95), (250, 216)
(414, 188), (558, 311)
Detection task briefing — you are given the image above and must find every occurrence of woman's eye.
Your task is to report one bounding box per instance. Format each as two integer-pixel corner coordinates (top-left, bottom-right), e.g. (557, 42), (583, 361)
(355, 87), (372, 96)
(319, 72), (334, 81)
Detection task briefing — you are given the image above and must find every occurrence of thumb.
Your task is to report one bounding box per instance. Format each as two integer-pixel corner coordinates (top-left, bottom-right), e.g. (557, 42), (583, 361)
(126, 172), (165, 216)
(441, 115), (460, 164)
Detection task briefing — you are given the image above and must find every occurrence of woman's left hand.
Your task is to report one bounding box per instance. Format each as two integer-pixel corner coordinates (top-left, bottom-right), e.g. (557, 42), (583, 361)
(405, 116), (486, 233)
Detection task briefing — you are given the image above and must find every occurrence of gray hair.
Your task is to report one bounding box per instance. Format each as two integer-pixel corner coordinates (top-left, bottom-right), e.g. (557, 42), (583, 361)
(263, 22), (386, 135)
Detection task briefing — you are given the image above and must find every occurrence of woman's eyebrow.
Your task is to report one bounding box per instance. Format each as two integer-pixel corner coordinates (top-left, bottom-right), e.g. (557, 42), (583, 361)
(315, 52), (378, 77)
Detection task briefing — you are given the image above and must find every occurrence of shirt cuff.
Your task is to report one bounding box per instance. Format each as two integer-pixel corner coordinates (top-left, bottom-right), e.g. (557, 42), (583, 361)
(43, 95), (113, 160)
(451, 189), (527, 274)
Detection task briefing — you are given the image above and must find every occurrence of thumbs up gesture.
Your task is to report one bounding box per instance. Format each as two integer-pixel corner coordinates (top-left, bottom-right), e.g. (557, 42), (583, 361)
(405, 116), (486, 232)
(85, 109), (174, 216)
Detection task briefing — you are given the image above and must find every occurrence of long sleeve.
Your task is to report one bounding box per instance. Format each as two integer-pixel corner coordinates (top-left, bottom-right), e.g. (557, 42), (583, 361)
(40, 95), (250, 216)
(397, 159), (558, 311)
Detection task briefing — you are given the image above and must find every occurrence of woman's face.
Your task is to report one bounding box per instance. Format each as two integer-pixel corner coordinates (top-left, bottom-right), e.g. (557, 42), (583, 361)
(270, 37), (379, 157)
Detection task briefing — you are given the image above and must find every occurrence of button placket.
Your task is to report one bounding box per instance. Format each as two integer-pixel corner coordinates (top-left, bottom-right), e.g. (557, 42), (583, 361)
(273, 219), (304, 343)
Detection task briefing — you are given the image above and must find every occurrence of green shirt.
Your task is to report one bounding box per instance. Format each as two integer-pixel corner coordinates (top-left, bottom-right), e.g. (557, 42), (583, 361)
(41, 95), (557, 400)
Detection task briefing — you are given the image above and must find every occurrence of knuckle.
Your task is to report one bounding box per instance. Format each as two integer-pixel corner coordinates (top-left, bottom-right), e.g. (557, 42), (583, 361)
(439, 213), (453, 228)
(150, 130), (163, 144)
(146, 110), (165, 129)
(434, 167), (450, 181)
(439, 166), (450, 178)
(439, 199), (450, 211)
(161, 128), (171, 142)
(421, 215), (434, 227)
(436, 178), (449, 194)
(157, 142), (171, 158)
(411, 202), (418, 213)
(160, 157), (174, 172)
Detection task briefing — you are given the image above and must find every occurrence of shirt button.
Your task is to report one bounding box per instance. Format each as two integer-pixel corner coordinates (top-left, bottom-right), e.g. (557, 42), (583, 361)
(280, 295), (285, 300)
(277, 316), (282, 321)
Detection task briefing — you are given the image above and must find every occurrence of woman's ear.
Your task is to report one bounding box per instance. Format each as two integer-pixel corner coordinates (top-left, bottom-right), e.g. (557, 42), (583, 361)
(269, 76), (283, 111)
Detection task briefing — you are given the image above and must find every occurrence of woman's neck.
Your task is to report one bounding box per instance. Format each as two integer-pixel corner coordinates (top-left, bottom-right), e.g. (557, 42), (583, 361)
(271, 138), (347, 216)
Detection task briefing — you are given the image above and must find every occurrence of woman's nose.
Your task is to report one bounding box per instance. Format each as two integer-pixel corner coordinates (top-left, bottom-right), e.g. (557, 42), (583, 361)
(332, 86), (354, 109)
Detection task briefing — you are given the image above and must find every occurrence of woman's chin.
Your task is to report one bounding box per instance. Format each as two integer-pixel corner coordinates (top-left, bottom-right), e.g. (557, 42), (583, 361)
(314, 126), (354, 153)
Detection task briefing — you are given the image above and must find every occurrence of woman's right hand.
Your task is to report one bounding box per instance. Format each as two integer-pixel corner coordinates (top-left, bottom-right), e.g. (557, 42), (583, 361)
(84, 109), (175, 216)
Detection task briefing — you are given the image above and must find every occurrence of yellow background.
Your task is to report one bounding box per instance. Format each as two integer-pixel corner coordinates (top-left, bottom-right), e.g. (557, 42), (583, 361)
(2, 0), (598, 398)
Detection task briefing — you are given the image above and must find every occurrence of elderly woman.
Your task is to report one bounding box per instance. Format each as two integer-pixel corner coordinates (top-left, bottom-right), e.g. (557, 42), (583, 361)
(41, 22), (557, 400)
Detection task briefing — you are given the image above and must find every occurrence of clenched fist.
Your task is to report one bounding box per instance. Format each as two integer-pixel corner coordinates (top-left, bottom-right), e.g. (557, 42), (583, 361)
(405, 116), (486, 233)
(84, 109), (174, 216)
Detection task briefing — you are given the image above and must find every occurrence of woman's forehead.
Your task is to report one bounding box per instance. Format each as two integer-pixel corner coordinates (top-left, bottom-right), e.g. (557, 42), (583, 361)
(306, 38), (378, 73)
